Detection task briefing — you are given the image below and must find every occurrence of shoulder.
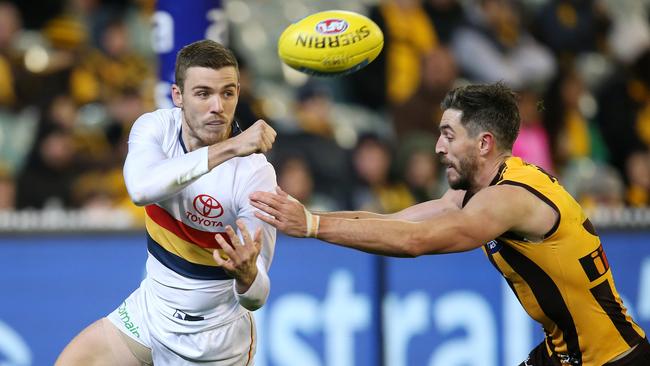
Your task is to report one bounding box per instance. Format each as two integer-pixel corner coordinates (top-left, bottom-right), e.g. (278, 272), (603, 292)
(129, 108), (182, 144)
(235, 153), (275, 176)
(249, 153), (273, 167)
(228, 154), (276, 195)
(462, 184), (539, 229)
(498, 157), (555, 185)
(133, 108), (181, 130)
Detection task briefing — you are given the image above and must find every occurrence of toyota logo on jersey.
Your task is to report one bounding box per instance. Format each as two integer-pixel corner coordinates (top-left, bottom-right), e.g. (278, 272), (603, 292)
(193, 194), (224, 218)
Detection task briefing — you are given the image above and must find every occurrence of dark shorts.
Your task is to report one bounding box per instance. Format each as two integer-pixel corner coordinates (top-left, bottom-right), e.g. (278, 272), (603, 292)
(518, 339), (650, 366)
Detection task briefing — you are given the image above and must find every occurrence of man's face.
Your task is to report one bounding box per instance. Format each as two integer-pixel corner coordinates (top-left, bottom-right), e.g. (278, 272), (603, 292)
(436, 109), (479, 191)
(172, 66), (240, 147)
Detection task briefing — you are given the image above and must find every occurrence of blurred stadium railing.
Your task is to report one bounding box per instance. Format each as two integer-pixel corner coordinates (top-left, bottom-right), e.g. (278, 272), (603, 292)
(3, 206), (650, 233)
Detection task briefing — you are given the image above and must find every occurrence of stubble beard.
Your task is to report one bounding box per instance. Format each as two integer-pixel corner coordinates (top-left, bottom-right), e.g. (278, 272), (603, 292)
(447, 154), (478, 191)
(182, 108), (232, 147)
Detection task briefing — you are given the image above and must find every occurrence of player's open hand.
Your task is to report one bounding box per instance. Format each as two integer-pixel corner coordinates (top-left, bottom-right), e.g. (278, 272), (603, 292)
(212, 220), (262, 292)
(249, 187), (314, 237)
(233, 119), (276, 156)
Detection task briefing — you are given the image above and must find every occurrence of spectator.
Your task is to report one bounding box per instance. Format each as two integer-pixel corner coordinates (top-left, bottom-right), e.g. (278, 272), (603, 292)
(543, 65), (608, 173)
(560, 158), (626, 210)
(16, 126), (78, 208)
(533, 0), (611, 62)
(345, 0), (440, 110)
(391, 47), (458, 140)
(625, 151), (650, 207)
(351, 133), (415, 213)
(0, 165), (15, 210)
(276, 154), (341, 212)
(451, 0), (556, 89)
(424, 0), (467, 45)
(0, 1), (22, 109)
(397, 133), (445, 203)
(512, 88), (554, 172)
(269, 81), (352, 208)
(234, 55), (270, 130)
(596, 48), (650, 183)
(601, 0), (650, 64)
(71, 16), (153, 105)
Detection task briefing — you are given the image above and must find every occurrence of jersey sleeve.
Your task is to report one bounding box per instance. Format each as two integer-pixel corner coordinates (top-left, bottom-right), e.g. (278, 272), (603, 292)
(123, 112), (210, 205)
(233, 158), (277, 310)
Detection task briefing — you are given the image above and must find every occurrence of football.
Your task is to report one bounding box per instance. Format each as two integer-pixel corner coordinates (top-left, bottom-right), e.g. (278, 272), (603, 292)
(277, 10), (384, 76)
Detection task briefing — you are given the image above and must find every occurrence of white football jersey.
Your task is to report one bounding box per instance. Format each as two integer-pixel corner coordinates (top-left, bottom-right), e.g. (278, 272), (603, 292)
(123, 107), (277, 327)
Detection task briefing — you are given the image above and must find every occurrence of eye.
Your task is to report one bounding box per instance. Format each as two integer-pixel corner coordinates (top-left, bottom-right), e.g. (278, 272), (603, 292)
(195, 91), (209, 98)
(223, 89), (236, 98)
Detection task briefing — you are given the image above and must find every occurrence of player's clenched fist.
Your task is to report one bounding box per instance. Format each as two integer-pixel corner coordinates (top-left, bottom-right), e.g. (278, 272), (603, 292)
(233, 120), (276, 156)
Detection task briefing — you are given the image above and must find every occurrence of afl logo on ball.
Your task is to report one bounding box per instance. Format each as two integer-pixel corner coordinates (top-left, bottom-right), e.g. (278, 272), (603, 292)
(315, 19), (348, 35)
(193, 194), (224, 218)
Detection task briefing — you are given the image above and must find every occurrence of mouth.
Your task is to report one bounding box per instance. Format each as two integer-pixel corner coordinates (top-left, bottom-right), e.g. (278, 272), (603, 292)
(205, 120), (227, 128)
(440, 158), (454, 171)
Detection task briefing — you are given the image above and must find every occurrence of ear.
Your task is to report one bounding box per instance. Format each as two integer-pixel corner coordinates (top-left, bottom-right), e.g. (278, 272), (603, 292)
(171, 84), (183, 108)
(478, 132), (496, 156)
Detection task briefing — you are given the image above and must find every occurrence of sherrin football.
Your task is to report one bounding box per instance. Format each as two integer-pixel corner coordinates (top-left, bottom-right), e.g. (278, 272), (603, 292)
(278, 10), (384, 76)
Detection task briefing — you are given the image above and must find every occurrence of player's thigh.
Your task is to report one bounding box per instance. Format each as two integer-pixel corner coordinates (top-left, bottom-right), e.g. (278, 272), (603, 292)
(55, 317), (146, 366)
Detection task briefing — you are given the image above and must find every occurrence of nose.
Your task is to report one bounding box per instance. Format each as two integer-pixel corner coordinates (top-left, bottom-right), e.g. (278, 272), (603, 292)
(435, 136), (446, 155)
(210, 95), (224, 114)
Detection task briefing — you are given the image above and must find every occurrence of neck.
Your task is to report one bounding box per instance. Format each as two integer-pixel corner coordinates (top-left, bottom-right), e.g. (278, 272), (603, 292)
(181, 127), (199, 152)
(180, 114), (230, 152)
(470, 152), (511, 194)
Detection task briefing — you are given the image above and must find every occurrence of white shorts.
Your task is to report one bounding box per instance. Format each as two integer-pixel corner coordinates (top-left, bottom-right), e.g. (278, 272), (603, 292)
(107, 279), (256, 366)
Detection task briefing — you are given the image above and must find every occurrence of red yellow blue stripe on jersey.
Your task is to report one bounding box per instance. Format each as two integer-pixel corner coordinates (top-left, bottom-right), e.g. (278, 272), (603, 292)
(145, 204), (232, 280)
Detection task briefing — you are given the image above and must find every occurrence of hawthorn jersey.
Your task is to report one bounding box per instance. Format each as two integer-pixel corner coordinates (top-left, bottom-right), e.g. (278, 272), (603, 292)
(476, 157), (644, 366)
(121, 107), (276, 329)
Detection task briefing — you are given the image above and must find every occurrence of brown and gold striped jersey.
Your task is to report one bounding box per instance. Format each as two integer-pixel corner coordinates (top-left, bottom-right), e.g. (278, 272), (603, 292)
(476, 157), (645, 366)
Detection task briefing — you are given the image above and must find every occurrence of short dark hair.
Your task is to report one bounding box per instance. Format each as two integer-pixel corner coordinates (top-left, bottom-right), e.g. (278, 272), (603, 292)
(175, 40), (239, 92)
(441, 83), (520, 151)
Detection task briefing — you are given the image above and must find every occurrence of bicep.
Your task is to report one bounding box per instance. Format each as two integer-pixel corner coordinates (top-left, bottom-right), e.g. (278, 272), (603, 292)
(389, 189), (463, 221)
(416, 187), (527, 255)
(123, 142), (168, 182)
(452, 186), (531, 248)
(123, 117), (168, 196)
(123, 116), (209, 205)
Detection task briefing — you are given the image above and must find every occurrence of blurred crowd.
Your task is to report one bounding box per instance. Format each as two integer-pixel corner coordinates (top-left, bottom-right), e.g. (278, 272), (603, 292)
(1, 0), (650, 227)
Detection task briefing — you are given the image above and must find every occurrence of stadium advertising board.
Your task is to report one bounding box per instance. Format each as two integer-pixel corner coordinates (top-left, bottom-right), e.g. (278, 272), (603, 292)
(0, 233), (648, 365)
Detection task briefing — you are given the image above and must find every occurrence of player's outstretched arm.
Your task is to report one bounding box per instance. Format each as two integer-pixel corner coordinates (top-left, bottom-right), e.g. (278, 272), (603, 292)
(251, 185), (537, 257)
(251, 187), (462, 225)
(249, 187), (463, 237)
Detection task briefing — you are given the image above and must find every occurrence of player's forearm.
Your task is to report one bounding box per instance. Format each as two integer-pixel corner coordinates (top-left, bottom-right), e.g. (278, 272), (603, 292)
(207, 139), (239, 170)
(316, 210), (386, 220)
(388, 197), (458, 221)
(235, 264), (269, 311)
(316, 213), (475, 257)
(317, 197), (456, 222)
(316, 216), (424, 257)
(125, 139), (245, 206)
(124, 146), (210, 205)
